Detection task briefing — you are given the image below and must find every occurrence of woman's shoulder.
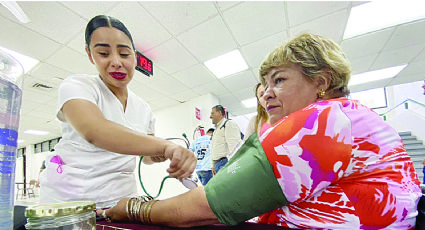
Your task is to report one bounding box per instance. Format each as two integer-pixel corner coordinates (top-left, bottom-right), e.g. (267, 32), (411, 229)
(311, 97), (365, 111)
(64, 74), (97, 81)
(281, 98), (362, 126)
(63, 74), (98, 84)
(308, 98), (381, 126)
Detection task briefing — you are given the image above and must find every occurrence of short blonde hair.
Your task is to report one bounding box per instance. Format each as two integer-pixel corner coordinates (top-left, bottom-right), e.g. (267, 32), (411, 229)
(259, 33), (351, 97)
(254, 83), (268, 134)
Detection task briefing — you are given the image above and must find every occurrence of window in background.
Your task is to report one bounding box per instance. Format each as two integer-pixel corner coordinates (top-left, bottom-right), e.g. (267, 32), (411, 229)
(33, 137), (62, 154)
(349, 88), (387, 110)
(41, 141), (49, 152)
(34, 143), (42, 154)
(49, 137), (61, 151)
(17, 148), (25, 158)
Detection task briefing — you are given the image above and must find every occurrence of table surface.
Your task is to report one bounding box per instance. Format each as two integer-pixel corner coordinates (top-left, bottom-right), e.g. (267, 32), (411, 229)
(96, 221), (291, 230)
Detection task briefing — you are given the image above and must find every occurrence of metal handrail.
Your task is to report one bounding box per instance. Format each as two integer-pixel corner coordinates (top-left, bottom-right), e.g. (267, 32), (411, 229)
(379, 98), (425, 118)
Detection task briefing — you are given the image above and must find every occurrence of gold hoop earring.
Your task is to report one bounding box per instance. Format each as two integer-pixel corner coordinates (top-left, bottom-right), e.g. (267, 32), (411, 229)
(318, 89), (325, 98)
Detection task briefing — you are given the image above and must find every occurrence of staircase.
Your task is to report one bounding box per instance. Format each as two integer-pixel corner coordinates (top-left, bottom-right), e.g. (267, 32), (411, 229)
(399, 131), (425, 183)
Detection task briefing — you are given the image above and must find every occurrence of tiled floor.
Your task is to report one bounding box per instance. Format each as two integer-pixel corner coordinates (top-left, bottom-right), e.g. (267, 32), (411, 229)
(15, 196), (39, 207)
(14, 190), (40, 207)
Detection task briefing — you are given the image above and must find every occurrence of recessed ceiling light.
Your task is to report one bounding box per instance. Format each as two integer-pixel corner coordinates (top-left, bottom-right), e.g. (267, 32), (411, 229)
(0, 1), (30, 24)
(242, 97), (257, 108)
(0, 46), (39, 74)
(204, 50), (248, 79)
(343, 1), (425, 39)
(349, 64), (408, 86)
(24, 129), (50, 136)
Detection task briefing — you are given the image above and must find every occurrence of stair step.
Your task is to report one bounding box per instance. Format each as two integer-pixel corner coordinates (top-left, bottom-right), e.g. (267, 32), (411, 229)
(397, 131), (424, 182)
(407, 148), (425, 153)
(407, 152), (425, 158)
(408, 153), (425, 158)
(405, 144), (425, 149)
(399, 131), (412, 136)
(400, 136), (417, 142)
(403, 139), (423, 145)
(409, 159), (423, 164)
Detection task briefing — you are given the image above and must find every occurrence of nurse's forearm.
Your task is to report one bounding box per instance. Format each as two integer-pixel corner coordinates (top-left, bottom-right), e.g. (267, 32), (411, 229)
(151, 187), (219, 227)
(85, 119), (168, 156)
(63, 99), (167, 156)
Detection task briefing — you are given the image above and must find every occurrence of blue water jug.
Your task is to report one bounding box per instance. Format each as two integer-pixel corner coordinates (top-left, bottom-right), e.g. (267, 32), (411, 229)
(0, 49), (24, 229)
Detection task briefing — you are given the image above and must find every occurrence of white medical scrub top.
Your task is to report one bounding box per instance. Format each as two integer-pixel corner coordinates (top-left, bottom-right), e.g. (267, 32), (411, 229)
(39, 74), (155, 208)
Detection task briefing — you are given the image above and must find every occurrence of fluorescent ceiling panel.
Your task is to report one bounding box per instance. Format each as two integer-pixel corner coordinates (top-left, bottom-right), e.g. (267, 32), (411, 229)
(0, 46), (39, 74)
(242, 97), (257, 108)
(344, 1), (425, 39)
(24, 129), (50, 136)
(204, 50), (248, 79)
(0, 1), (30, 23)
(349, 64), (407, 86)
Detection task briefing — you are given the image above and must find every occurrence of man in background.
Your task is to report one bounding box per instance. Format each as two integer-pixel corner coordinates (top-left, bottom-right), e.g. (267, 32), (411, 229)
(209, 105), (241, 175)
(190, 128), (214, 186)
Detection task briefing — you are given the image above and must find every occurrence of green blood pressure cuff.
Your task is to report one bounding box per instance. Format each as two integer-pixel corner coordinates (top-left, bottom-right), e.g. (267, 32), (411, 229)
(204, 133), (289, 225)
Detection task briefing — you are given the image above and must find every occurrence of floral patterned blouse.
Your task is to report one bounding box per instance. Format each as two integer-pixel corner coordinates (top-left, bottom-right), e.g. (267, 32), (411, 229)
(257, 98), (421, 229)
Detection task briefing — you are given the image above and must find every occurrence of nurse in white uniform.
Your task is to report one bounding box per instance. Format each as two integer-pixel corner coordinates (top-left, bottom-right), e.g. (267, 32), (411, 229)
(39, 15), (196, 208)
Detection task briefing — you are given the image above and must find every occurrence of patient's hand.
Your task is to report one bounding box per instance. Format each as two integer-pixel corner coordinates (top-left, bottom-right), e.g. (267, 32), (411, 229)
(96, 198), (129, 222)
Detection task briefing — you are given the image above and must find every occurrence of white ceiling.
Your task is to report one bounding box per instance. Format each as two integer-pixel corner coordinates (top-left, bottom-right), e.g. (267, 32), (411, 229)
(0, 1), (424, 148)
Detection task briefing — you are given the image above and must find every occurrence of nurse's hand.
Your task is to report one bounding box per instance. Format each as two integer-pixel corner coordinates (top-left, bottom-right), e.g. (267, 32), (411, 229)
(163, 142), (196, 179)
(142, 155), (167, 165)
(150, 155), (167, 162)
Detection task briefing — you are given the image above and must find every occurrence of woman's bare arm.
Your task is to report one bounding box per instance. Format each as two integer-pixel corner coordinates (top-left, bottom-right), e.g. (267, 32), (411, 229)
(151, 187), (219, 227)
(62, 99), (196, 178)
(100, 187), (219, 227)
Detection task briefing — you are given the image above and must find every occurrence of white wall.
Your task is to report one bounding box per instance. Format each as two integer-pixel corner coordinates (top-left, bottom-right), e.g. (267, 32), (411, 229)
(136, 93), (219, 199)
(386, 110), (425, 142)
(375, 80), (425, 141)
(390, 80), (425, 106)
(154, 93), (219, 142)
(232, 112), (256, 135)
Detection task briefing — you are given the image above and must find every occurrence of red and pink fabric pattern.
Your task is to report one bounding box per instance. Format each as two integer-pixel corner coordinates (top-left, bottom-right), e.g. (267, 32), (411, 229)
(258, 98), (421, 229)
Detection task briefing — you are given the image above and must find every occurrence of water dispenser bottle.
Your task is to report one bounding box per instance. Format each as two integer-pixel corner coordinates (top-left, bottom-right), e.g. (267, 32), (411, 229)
(0, 49), (24, 229)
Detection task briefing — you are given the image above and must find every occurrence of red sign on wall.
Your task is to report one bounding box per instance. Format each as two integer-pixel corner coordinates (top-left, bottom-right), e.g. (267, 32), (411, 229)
(195, 107), (201, 120)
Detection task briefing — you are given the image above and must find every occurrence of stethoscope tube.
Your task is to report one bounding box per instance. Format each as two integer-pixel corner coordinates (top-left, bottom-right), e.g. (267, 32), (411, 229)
(138, 156), (171, 199)
(137, 136), (197, 198)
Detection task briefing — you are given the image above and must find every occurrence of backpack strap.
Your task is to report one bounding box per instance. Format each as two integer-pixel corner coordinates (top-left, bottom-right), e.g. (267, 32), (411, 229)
(220, 119), (243, 140)
(220, 119), (229, 130)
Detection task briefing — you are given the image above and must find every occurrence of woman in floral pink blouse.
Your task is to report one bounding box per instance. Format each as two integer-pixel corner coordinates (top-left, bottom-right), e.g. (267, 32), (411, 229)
(100, 33), (421, 229)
